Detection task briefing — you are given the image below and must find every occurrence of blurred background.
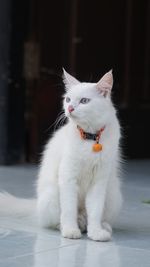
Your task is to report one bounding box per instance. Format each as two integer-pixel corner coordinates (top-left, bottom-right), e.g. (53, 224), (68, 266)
(0, 0), (150, 164)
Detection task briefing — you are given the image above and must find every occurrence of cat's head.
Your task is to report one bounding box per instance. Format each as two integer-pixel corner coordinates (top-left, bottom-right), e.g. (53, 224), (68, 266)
(63, 69), (115, 132)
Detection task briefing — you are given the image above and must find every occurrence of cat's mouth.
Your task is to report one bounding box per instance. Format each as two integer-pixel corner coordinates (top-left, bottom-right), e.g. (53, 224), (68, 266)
(67, 112), (80, 124)
(66, 110), (76, 118)
(68, 113), (76, 119)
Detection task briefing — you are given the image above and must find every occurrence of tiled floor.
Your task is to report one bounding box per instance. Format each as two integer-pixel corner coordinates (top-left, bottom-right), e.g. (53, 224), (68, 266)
(0, 161), (150, 267)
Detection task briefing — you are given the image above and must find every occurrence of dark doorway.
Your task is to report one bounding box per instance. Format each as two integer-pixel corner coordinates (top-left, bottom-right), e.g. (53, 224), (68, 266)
(24, 0), (150, 160)
(1, 0), (149, 163)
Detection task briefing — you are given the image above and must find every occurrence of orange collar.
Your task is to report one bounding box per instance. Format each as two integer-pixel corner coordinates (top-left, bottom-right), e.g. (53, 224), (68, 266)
(77, 125), (105, 152)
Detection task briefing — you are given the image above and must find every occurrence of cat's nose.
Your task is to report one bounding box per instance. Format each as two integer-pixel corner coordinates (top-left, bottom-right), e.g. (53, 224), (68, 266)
(68, 105), (74, 113)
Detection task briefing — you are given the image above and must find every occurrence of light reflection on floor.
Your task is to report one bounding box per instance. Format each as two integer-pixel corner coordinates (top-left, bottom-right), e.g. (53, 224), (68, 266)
(0, 160), (150, 267)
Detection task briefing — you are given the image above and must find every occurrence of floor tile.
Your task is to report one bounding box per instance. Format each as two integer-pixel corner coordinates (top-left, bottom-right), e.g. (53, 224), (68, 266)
(2, 241), (150, 267)
(0, 161), (150, 267)
(0, 227), (79, 262)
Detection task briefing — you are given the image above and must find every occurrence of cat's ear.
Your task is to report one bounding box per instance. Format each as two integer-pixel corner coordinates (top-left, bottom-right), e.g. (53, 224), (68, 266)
(63, 68), (80, 90)
(96, 70), (113, 97)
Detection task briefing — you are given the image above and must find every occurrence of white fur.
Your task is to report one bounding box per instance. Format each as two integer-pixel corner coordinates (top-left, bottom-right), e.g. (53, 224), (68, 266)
(0, 70), (122, 242)
(36, 70), (122, 241)
(0, 192), (36, 217)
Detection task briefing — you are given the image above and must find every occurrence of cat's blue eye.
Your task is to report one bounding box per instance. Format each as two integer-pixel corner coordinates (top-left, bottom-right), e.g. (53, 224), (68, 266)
(80, 98), (90, 104)
(66, 97), (71, 103)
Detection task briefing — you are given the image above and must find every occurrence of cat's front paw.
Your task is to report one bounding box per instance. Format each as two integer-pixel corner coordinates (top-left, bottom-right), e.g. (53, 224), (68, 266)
(102, 222), (112, 234)
(61, 226), (82, 239)
(88, 227), (111, 242)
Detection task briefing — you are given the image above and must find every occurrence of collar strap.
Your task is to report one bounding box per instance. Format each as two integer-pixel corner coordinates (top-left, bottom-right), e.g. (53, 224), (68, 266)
(77, 125), (105, 140)
(77, 125), (105, 152)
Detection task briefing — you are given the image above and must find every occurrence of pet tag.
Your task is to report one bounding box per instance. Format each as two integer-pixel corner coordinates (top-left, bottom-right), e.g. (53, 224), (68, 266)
(92, 143), (102, 152)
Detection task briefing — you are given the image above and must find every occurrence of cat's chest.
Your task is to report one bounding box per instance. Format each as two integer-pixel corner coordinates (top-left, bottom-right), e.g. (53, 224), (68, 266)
(72, 135), (104, 162)
(66, 127), (112, 169)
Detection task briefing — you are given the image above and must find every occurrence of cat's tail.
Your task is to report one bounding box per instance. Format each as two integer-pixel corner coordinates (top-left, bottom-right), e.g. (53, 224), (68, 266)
(0, 192), (36, 218)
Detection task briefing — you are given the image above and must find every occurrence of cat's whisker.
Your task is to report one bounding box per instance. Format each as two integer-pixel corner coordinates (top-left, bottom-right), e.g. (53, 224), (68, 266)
(46, 111), (66, 132)
(53, 115), (64, 130)
(59, 117), (67, 129)
(54, 113), (66, 131)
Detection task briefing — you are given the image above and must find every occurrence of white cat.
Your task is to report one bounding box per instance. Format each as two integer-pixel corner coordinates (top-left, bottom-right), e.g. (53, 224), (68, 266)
(36, 69), (122, 241)
(0, 69), (122, 242)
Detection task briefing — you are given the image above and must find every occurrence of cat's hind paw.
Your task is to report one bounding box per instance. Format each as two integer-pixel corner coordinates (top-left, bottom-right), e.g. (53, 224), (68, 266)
(61, 226), (82, 239)
(88, 227), (111, 242)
